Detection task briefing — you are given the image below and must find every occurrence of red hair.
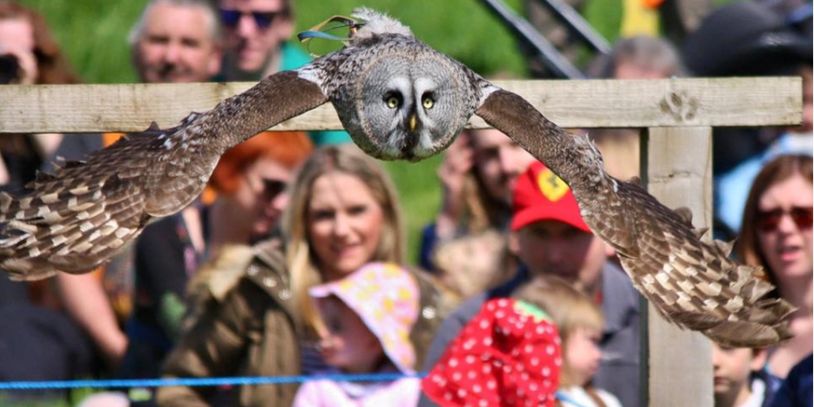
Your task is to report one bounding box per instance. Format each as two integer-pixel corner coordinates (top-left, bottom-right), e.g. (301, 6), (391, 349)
(209, 131), (313, 196)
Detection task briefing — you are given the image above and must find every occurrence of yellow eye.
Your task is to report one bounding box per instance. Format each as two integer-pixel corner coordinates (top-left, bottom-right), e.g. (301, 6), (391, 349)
(422, 96), (434, 109)
(386, 96), (399, 109)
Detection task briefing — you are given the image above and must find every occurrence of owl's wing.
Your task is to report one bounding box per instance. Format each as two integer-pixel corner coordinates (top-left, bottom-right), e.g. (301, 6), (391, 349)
(475, 88), (793, 347)
(0, 71), (327, 280)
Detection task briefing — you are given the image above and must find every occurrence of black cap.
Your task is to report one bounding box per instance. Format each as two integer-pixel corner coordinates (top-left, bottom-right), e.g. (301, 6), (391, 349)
(682, 1), (812, 76)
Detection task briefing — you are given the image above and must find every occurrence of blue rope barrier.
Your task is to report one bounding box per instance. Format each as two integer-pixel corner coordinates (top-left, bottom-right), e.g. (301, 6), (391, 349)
(0, 373), (575, 405)
(0, 372), (427, 391)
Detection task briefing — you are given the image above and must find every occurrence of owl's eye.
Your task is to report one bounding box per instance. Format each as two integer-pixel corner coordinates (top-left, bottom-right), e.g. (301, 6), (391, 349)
(386, 97), (399, 109)
(384, 93), (402, 109)
(422, 96), (435, 110)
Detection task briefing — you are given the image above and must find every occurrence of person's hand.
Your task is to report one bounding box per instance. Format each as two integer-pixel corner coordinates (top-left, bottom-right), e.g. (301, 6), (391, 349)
(435, 132), (473, 239)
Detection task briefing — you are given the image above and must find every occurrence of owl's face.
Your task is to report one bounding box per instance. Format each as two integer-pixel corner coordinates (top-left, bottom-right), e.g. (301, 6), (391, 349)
(331, 42), (475, 161)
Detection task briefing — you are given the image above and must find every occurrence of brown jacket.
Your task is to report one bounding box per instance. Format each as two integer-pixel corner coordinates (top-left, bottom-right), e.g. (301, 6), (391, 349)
(157, 240), (457, 407)
(157, 240), (300, 407)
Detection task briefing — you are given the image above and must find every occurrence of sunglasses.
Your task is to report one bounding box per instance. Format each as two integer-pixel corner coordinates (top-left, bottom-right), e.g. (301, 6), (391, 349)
(219, 9), (285, 30)
(756, 206), (813, 232)
(260, 178), (287, 200)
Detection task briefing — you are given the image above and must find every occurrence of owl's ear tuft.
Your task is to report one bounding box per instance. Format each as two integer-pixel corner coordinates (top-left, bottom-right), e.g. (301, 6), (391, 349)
(351, 8), (412, 39)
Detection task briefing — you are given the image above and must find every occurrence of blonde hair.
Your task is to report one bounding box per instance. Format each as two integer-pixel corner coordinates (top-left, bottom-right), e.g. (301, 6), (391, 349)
(282, 145), (405, 330)
(513, 276), (604, 387)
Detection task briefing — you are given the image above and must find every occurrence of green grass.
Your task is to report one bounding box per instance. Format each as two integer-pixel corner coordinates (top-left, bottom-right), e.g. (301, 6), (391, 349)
(20, 0), (529, 83)
(18, 0), (148, 83)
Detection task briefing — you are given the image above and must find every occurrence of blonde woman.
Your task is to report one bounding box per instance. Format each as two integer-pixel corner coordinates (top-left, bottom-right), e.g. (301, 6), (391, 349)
(159, 145), (452, 406)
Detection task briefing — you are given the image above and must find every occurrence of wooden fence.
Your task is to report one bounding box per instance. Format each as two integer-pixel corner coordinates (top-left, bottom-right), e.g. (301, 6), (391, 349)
(0, 77), (803, 406)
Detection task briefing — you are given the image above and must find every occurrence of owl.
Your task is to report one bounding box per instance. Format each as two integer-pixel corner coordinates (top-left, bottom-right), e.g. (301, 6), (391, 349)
(0, 9), (792, 347)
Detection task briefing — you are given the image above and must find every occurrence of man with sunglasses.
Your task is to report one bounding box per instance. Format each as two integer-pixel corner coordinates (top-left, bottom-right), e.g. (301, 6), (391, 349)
(217, 0), (350, 145)
(217, 0), (299, 81)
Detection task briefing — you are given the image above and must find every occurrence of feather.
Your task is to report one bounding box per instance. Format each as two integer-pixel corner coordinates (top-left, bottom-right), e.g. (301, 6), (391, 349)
(350, 8), (412, 39)
(476, 88), (793, 347)
(0, 71), (328, 280)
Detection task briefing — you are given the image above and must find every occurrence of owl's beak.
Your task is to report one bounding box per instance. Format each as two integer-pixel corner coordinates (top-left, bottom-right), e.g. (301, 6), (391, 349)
(408, 113), (417, 133)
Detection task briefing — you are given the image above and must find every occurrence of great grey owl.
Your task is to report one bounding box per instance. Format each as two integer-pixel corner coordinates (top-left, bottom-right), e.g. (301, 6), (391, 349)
(0, 9), (793, 347)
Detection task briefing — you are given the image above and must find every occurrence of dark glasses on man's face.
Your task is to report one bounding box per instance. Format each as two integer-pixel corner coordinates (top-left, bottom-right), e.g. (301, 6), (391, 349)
(756, 206), (813, 232)
(219, 9), (283, 30)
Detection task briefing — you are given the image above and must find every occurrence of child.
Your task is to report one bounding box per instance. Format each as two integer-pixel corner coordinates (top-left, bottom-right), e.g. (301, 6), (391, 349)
(422, 290), (562, 406)
(292, 262), (421, 406)
(514, 276), (623, 407)
(422, 277), (623, 407)
(712, 343), (774, 407)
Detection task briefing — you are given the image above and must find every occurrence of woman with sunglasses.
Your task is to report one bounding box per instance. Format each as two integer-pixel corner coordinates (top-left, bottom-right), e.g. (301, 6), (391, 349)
(207, 130), (313, 251)
(736, 154), (812, 379)
(119, 131), (312, 382)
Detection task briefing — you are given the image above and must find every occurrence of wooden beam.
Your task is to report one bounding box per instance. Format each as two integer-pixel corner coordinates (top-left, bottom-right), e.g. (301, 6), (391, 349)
(641, 126), (714, 407)
(0, 77), (801, 133)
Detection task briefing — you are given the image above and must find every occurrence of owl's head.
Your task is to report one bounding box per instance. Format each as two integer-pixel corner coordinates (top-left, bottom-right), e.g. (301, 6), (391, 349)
(315, 12), (480, 162)
(331, 39), (479, 162)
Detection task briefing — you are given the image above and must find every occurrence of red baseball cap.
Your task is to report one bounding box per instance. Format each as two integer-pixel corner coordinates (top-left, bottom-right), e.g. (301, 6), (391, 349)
(511, 161), (591, 232)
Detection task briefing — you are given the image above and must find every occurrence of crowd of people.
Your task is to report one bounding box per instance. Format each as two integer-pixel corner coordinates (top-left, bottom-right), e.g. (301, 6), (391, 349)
(0, 0), (811, 406)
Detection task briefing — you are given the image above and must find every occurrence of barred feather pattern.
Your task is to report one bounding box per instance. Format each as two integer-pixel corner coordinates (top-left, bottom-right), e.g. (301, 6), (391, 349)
(476, 89), (794, 347)
(0, 8), (793, 347)
(0, 127), (170, 280)
(0, 71), (327, 280)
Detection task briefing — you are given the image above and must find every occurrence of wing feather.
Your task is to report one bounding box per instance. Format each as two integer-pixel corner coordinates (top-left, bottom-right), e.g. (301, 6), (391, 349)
(476, 88), (793, 347)
(0, 70), (327, 280)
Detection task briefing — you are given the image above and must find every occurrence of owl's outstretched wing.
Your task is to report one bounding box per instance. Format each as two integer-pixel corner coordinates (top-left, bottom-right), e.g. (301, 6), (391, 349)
(0, 71), (327, 281)
(475, 88), (794, 347)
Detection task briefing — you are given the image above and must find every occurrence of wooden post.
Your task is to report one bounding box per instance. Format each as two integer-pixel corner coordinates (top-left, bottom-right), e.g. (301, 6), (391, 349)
(641, 126), (714, 406)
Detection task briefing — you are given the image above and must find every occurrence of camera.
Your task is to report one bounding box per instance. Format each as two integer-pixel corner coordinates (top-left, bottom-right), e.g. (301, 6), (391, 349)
(0, 53), (21, 84)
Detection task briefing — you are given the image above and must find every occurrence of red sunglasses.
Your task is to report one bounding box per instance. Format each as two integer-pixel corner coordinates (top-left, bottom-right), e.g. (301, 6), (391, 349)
(756, 206), (813, 232)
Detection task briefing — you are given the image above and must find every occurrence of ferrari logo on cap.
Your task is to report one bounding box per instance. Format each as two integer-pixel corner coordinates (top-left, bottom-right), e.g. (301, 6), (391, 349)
(537, 168), (568, 202)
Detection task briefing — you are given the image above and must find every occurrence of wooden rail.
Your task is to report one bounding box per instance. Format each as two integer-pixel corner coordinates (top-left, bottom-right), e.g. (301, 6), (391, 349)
(0, 77), (801, 133)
